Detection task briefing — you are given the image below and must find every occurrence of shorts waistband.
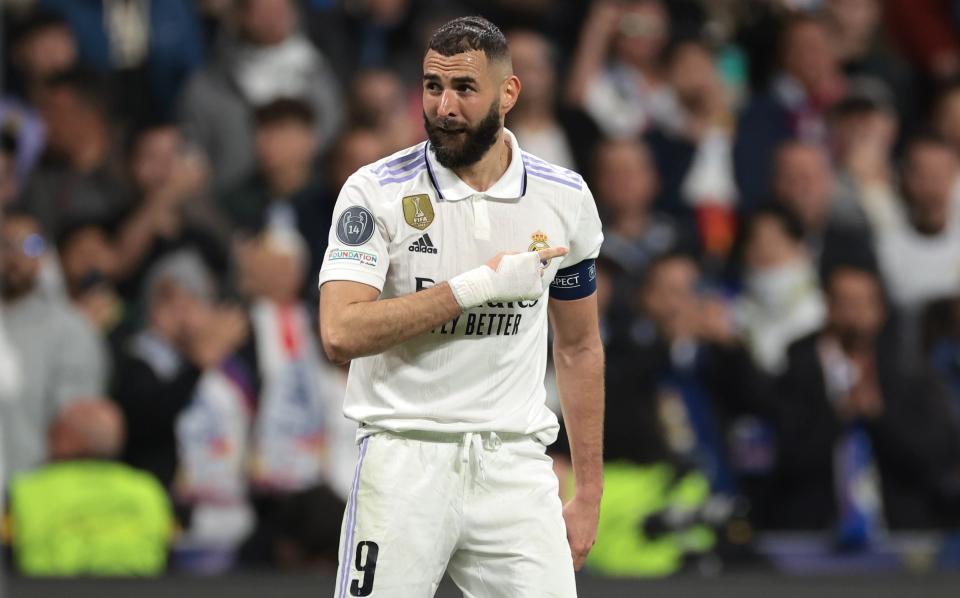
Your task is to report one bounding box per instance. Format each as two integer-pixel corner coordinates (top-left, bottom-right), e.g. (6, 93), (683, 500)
(375, 429), (531, 444)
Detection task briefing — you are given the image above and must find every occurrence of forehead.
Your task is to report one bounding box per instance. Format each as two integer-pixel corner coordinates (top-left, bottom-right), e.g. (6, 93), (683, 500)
(908, 141), (956, 164)
(423, 49), (490, 80)
(1, 215), (39, 236)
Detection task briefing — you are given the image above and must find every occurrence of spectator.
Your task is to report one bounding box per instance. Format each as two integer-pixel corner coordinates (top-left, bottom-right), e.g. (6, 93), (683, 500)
(237, 230), (352, 567)
(734, 205), (826, 374)
(771, 141), (871, 264)
(2, 10), (76, 184)
(6, 9), (78, 101)
(289, 127), (391, 290)
(593, 138), (699, 280)
(221, 99), (334, 288)
(112, 250), (248, 491)
(734, 13), (847, 210)
(36, 0), (205, 122)
(56, 222), (132, 355)
(221, 99), (322, 234)
(0, 210), (108, 475)
(305, 0), (425, 85)
(327, 129), (389, 198)
(506, 29), (600, 173)
(772, 263), (960, 533)
(645, 40), (738, 256)
(876, 135), (960, 311)
(348, 70), (422, 154)
(8, 399), (174, 576)
(829, 83), (903, 233)
(567, 0), (673, 139)
(21, 69), (130, 237)
(825, 0), (916, 126)
(179, 0), (343, 193)
(242, 229), (344, 494)
(603, 253), (767, 495)
(886, 0), (960, 81)
(112, 121), (228, 298)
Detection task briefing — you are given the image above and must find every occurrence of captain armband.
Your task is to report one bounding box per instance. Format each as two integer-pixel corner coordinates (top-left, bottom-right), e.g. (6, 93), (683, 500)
(549, 259), (597, 301)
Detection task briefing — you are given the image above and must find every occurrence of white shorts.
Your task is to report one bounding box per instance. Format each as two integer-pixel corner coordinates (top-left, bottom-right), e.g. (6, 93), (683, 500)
(333, 430), (577, 598)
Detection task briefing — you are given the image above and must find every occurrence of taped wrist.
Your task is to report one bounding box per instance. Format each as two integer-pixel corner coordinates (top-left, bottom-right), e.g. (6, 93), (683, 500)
(449, 252), (543, 309)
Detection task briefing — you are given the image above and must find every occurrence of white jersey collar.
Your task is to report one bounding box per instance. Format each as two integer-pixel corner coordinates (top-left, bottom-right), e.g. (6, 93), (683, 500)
(425, 128), (528, 201)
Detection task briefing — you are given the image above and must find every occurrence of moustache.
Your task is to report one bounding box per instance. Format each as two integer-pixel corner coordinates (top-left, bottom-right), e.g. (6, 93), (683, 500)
(434, 117), (468, 133)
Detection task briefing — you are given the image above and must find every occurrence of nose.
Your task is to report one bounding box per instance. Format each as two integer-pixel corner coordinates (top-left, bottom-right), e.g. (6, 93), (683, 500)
(438, 89), (458, 117)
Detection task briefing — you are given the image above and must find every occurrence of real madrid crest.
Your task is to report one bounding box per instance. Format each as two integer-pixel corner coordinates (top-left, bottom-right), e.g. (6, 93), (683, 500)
(402, 194), (435, 230)
(528, 230), (550, 252)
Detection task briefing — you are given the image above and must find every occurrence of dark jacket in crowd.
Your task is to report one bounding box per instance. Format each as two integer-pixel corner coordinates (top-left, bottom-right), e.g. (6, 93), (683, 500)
(112, 333), (204, 489)
(771, 332), (960, 530)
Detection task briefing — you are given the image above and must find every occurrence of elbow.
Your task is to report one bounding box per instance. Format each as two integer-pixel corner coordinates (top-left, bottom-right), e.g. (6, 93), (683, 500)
(553, 338), (604, 369)
(320, 325), (354, 365)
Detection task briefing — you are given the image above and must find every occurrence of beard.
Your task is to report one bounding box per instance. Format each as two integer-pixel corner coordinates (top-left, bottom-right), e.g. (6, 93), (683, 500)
(424, 99), (501, 169)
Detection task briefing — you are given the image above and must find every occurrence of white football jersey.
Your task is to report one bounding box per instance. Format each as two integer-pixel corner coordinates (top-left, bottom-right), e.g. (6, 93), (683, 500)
(318, 129), (603, 443)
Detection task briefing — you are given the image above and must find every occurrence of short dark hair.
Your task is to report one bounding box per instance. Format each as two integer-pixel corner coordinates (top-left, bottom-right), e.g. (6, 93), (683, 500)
(642, 250), (699, 290)
(10, 9), (71, 49)
(822, 261), (883, 299)
(42, 67), (110, 115)
(428, 16), (510, 63)
(253, 98), (315, 128)
(747, 203), (806, 245)
(779, 12), (828, 62)
(903, 130), (951, 155)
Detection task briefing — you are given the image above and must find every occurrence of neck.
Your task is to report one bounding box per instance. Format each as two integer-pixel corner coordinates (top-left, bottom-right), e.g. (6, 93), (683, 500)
(452, 130), (511, 193)
(71, 127), (109, 173)
(268, 163), (312, 197)
(612, 209), (649, 237)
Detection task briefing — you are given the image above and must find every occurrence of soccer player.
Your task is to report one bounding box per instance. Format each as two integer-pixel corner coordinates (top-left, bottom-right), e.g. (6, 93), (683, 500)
(318, 16), (604, 597)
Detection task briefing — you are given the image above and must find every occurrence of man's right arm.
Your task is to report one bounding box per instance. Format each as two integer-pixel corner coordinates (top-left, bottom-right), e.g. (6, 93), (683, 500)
(319, 280), (461, 364)
(319, 247), (567, 364)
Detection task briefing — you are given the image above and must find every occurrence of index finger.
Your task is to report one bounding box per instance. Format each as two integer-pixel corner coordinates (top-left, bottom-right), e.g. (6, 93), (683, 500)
(536, 246), (568, 262)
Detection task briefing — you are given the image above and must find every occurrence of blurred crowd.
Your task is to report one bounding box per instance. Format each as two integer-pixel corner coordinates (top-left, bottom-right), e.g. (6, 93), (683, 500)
(3, 0), (960, 577)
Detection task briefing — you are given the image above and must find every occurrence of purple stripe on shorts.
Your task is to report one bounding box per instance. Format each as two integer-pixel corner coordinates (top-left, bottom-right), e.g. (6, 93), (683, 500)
(338, 437), (370, 598)
(526, 169), (583, 190)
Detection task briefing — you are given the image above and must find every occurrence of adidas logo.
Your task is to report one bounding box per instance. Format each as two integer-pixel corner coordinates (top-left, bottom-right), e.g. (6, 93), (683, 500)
(408, 233), (438, 254)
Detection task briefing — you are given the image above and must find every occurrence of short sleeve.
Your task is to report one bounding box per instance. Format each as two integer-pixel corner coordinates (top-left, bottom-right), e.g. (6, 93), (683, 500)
(317, 174), (391, 292)
(560, 185), (603, 268)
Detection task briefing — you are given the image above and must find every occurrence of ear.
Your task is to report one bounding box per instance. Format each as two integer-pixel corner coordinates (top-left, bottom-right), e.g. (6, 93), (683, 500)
(500, 74), (522, 115)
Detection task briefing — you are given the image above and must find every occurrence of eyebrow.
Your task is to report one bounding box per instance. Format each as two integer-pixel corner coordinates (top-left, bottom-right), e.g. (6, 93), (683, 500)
(422, 73), (478, 86)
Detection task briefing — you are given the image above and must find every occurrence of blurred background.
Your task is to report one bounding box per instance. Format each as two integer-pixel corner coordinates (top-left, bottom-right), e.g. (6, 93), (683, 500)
(3, 0), (960, 595)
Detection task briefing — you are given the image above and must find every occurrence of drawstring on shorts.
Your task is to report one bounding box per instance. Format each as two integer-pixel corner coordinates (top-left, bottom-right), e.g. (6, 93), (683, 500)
(460, 432), (501, 481)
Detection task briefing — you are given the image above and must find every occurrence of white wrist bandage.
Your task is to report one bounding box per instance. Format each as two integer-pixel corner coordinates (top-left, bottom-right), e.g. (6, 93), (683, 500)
(449, 252), (544, 310)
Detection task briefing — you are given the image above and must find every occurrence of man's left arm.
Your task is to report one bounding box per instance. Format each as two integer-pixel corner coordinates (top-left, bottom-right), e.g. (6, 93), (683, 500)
(549, 290), (604, 570)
